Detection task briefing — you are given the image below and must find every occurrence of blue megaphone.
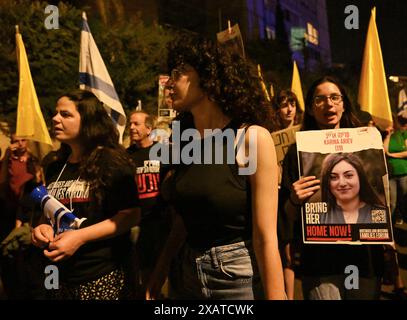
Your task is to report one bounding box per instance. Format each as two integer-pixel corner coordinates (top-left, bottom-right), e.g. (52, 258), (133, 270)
(30, 185), (87, 235)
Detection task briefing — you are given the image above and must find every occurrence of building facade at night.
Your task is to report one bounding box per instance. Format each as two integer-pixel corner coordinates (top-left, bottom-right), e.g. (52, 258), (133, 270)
(76, 0), (332, 70)
(242, 0), (332, 69)
(155, 0), (331, 70)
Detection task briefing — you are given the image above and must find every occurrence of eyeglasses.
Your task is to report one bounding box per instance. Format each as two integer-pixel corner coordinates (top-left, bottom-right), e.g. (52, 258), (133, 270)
(313, 94), (343, 107)
(170, 66), (189, 81)
(170, 69), (182, 81)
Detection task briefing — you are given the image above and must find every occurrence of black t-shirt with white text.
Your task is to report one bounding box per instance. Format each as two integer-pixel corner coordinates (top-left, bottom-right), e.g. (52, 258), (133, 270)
(45, 160), (139, 284)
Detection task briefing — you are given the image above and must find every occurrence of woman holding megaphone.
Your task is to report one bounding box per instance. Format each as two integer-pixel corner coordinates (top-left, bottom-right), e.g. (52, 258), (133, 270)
(31, 90), (141, 300)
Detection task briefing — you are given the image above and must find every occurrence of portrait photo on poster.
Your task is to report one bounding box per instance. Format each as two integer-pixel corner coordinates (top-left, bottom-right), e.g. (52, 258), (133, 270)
(296, 128), (394, 245)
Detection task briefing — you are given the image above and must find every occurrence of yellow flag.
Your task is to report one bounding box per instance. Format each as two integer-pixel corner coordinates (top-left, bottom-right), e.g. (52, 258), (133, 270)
(257, 64), (271, 102)
(291, 61), (305, 111)
(358, 8), (392, 130)
(15, 26), (52, 148)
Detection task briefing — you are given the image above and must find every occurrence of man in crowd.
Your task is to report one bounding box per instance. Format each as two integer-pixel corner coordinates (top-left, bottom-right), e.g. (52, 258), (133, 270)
(0, 133), (45, 299)
(127, 110), (170, 298)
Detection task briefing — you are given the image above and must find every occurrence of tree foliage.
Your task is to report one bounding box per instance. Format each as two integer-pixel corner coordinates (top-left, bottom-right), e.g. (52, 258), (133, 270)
(0, 0), (174, 127)
(93, 13), (174, 114)
(0, 0), (82, 125)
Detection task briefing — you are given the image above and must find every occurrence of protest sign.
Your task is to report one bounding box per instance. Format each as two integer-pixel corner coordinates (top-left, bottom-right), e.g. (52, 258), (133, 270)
(271, 125), (301, 184)
(216, 23), (245, 59)
(157, 74), (176, 120)
(296, 127), (393, 244)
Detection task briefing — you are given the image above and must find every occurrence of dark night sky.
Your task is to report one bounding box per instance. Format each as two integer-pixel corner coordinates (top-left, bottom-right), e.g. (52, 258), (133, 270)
(326, 0), (407, 76)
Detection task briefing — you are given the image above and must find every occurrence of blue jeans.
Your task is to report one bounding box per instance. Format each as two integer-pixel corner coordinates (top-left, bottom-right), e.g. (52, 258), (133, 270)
(169, 240), (264, 300)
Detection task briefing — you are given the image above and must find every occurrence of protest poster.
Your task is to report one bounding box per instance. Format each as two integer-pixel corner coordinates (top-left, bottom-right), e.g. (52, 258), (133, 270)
(271, 125), (301, 184)
(216, 23), (245, 59)
(157, 74), (176, 120)
(296, 127), (393, 244)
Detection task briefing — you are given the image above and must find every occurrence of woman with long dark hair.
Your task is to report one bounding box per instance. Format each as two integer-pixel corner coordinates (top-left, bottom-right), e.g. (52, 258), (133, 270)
(280, 76), (384, 299)
(320, 152), (385, 224)
(31, 90), (141, 299)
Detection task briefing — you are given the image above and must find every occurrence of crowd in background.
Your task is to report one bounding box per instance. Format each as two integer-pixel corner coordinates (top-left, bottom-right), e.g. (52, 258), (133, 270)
(0, 35), (406, 300)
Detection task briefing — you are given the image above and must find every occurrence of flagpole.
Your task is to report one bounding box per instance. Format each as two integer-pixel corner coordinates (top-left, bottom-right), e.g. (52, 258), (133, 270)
(15, 25), (20, 68)
(257, 64), (271, 102)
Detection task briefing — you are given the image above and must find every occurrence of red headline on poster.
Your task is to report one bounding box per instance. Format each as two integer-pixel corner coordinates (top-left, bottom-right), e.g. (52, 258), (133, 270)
(324, 131), (353, 151)
(306, 225), (352, 241)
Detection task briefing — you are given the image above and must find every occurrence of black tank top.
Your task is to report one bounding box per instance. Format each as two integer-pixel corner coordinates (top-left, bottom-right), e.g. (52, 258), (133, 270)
(171, 120), (252, 250)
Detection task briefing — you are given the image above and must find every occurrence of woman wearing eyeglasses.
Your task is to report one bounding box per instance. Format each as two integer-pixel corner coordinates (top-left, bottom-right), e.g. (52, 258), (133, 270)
(280, 76), (384, 299)
(147, 36), (285, 300)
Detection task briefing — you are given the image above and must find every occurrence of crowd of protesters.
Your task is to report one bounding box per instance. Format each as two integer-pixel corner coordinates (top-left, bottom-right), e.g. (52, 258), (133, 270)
(0, 35), (406, 301)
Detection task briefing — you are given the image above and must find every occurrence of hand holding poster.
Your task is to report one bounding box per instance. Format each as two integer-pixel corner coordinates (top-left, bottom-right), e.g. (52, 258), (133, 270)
(296, 127), (393, 244)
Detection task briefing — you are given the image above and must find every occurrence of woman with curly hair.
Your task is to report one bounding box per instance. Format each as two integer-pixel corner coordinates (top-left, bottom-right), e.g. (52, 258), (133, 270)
(271, 89), (303, 131)
(147, 36), (285, 300)
(31, 90), (141, 300)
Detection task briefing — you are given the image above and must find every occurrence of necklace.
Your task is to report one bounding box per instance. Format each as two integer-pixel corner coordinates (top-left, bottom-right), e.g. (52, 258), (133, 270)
(50, 161), (82, 212)
(342, 209), (359, 224)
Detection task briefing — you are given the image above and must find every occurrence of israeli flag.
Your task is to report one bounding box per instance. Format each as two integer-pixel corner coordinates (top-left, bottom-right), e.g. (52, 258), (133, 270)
(79, 12), (126, 143)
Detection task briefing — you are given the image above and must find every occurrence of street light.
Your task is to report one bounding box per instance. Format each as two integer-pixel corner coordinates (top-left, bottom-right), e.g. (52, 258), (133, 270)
(389, 76), (407, 115)
(389, 76), (399, 83)
(389, 75), (407, 83)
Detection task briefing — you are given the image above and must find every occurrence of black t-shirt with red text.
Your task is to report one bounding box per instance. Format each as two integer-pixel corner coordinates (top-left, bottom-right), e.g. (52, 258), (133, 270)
(45, 160), (139, 284)
(127, 143), (166, 219)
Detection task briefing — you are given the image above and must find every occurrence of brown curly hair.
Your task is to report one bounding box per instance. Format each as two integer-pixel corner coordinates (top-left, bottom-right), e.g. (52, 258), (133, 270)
(167, 36), (275, 130)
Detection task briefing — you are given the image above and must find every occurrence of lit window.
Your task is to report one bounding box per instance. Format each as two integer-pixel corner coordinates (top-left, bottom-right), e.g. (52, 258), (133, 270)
(306, 22), (319, 46)
(266, 26), (275, 40)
